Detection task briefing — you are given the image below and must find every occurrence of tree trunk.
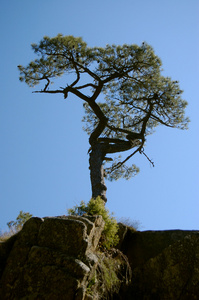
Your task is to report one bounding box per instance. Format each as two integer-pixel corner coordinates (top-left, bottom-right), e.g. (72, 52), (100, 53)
(89, 139), (140, 203)
(89, 144), (107, 202)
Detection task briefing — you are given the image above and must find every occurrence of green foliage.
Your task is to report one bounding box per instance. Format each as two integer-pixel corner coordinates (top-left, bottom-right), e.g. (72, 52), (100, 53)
(97, 253), (121, 295)
(86, 272), (96, 295)
(104, 155), (140, 181)
(7, 210), (33, 233)
(18, 34), (189, 183)
(68, 197), (119, 249)
(88, 250), (132, 299)
(0, 211), (33, 242)
(67, 200), (87, 216)
(18, 35), (90, 88)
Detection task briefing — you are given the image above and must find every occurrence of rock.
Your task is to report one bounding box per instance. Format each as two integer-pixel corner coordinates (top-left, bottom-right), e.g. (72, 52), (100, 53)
(120, 229), (199, 299)
(129, 234), (199, 299)
(0, 215), (105, 300)
(116, 222), (128, 249)
(38, 217), (89, 257)
(0, 233), (18, 278)
(67, 215), (105, 251)
(1, 217), (198, 299)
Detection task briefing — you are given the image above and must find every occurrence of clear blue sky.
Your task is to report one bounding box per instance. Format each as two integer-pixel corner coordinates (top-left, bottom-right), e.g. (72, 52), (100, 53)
(0, 0), (198, 232)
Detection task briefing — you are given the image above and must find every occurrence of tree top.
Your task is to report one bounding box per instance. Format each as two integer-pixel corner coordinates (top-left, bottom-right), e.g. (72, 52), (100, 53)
(18, 34), (189, 182)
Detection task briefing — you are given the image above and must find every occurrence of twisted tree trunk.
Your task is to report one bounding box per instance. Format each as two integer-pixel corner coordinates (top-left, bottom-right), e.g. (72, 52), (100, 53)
(89, 137), (140, 203)
(89, 143), (107, 202)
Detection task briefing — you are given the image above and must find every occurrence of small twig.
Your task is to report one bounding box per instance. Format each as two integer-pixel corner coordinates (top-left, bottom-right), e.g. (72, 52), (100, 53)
(139, 147), (155, 167)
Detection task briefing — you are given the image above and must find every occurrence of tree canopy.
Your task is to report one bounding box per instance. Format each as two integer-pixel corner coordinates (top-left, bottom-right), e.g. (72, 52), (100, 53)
(18, 34), (189, 200)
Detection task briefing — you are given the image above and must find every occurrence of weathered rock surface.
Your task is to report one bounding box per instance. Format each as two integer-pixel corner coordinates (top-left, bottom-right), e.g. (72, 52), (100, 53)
(120, 229), (199, 299)
(0, 217), (198, 299)
(0, 215), (105, 299)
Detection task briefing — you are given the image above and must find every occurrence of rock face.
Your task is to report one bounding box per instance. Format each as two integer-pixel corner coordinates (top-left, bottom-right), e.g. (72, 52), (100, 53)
(121, 229), (199, 299)
(0, 216), (199, 300)
(0, 215), (105, 299)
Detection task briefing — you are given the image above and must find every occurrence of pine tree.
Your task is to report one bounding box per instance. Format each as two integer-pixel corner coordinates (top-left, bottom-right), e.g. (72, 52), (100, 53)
(18, 35), (189, 202)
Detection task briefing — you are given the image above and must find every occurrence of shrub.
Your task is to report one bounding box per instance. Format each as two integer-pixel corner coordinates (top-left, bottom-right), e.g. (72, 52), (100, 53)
(0, 211), (33, 242)
(117, 217), (142, 230)
(87, 249), (132, 299)
(68, 197), (119, 249)
(7, 210), (33, 233)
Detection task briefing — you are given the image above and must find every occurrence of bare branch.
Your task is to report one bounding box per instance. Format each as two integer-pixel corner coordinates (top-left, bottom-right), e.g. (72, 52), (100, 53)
(76, 83), (97, 90)
(42, 77), (50, 91)
(107, 143), (143, 173)
(33, 89), (64, 95)
(140, 148), (155, 167)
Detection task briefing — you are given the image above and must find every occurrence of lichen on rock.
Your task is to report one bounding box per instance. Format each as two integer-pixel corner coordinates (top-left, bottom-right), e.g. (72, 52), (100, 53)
(0, 216), (198, 299)
(0, 215), (106, 299)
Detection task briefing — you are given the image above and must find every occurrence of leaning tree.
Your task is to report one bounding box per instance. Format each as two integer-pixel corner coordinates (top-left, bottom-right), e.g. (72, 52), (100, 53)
(18, 34), (189, 202)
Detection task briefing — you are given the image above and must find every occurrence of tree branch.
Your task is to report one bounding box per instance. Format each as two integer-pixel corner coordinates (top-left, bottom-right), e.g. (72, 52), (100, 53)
(140, 148), (155, 167)
(89, 119), (108, 145)
(107, 144), (143, 173)
(43, 77), (50, 91)
(130, 103), (174, 128)
(74, 60), (101, 81)
(97, 137), (130, 144)
(103, 101), (154, 171)
(69, 51), (81, 88)
(33, 89), (64, 95)
(106, 124), (137, 136)
(76, 83), (97, 90)
(140, 101), (153, 135)
(103, 139), (141, 154)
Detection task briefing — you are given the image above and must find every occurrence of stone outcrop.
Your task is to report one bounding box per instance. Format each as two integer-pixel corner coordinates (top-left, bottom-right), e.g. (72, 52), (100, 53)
(120, 229), (199, 299)
(0, 215), (105, 299)
(0, 216), (199, 299)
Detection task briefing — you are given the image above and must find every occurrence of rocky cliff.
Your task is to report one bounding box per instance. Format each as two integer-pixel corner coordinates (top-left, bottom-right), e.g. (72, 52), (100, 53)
(0, 216), (198, 299)
(120, 228), (199, 299)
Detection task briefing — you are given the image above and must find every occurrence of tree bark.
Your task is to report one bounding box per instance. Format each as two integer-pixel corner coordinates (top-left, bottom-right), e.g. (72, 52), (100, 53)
(89, 143), (107, 202)
(89, 138), (141, 203)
